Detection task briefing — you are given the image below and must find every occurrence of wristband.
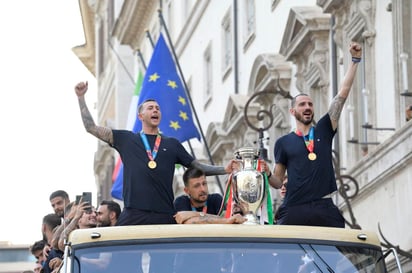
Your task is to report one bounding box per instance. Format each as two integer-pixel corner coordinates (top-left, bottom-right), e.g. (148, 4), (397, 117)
(352, 57), (361, 63)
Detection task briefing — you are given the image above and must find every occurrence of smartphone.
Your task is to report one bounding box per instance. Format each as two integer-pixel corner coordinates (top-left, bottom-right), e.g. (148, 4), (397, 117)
(82, 192), (92, 211)
(75, 195), (82, 205)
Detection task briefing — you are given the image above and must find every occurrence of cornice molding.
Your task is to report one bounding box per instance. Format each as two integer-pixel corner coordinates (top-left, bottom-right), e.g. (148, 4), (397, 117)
(279, 6), (330, 94)
(279, 6), (330, 61)
(248, 54), (291, 95)
(112, 0), (157, 50)
(72, 0), (96, 76)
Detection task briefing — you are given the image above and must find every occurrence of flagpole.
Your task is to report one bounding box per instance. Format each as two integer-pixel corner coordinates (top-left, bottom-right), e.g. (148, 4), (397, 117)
(136, 48), (147, 70)
(145, 29), (155, 48)
(157, 9), (224, 193)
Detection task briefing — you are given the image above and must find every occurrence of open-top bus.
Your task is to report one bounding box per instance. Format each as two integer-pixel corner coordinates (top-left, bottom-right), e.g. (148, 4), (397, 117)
(60, 224), (403, 273)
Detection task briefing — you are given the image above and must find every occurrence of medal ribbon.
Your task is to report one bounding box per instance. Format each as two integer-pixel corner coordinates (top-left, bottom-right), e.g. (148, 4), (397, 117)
(255, 160), (273, 225)
(295, 127), (314, 154)
(219, 174), (233, 218)
(140, 131), (161, 161)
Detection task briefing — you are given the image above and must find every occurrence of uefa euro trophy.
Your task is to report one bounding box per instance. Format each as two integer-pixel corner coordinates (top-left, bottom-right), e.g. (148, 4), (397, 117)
(232, 147), (265, 224)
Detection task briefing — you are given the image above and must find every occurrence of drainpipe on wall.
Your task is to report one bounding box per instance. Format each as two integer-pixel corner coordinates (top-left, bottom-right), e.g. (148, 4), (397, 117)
(233, 0), (239, 94)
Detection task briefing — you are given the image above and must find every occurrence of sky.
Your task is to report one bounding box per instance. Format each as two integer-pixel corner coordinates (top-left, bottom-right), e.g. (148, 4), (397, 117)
(0, 1), (98, 244)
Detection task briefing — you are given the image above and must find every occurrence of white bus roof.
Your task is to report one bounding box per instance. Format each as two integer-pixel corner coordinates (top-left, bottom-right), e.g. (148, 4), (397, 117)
(68, 224), (381, 248)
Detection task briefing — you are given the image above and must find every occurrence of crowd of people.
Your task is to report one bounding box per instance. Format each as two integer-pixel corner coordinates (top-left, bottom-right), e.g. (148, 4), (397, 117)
(28, 190), (122, 273)
(26, 42), (362, 273)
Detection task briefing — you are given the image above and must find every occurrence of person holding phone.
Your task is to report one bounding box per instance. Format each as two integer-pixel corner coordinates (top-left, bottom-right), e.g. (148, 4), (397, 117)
(74, 86), (239, 225)
(49, 190), (70, 218)
(81, 192), (92, 212)
(55, 200), (95, 251)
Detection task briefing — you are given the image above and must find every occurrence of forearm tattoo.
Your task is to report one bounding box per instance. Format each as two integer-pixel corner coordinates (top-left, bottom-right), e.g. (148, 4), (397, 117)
(328, 95), (346, 123)
(78, 98), (113, 144)
(186, 214), (226, 224)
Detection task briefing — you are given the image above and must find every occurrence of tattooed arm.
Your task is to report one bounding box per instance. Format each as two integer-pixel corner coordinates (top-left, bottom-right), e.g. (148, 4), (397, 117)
(75, 82), (114, 145)
(190, 159), (237, 176)
(328, 42), (362, 130)
(174, 211), (246, 224)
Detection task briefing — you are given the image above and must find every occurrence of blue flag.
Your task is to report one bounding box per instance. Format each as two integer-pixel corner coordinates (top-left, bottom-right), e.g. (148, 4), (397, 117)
(111, 34), (200, 200)
(111, 163), (124, 200)
(133, 34), (200, 141)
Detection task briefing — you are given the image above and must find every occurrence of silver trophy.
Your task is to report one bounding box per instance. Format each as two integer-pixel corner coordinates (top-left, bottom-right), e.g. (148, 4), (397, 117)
(232, 147), (265, 224)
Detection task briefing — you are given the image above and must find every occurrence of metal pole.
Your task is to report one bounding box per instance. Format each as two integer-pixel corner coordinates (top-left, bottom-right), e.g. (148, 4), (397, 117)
(136, 48), (147, 71)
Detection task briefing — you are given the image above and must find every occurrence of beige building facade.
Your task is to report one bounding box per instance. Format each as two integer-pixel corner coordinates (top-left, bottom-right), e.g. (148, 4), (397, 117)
(73, 0), (411, 271)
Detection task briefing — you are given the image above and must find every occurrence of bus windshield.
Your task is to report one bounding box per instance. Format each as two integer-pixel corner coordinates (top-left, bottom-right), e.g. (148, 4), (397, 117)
(69, 241), (387, 273)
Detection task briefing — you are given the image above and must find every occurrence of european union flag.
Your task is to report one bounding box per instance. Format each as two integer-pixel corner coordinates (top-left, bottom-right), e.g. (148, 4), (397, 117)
(111, 34), (200, 200)
(133, 34), (201, 142)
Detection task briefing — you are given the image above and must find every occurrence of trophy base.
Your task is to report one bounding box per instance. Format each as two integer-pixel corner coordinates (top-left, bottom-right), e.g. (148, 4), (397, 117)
(242, 213), (259, 225)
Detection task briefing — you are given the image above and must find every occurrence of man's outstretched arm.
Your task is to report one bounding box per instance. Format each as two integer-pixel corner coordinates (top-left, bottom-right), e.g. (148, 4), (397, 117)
(328, 42), (362, 130)
(75, 81), (114, 145)
(190, 159), (237, 176)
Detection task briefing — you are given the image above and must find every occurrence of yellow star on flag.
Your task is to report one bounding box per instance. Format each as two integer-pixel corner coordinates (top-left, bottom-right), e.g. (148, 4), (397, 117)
(167, 80), (178, 89)
(178, 96), (186, 106)
(170, 121), (181, 130)
(179, 111), (189, 121)
(149, 73), (160, 82)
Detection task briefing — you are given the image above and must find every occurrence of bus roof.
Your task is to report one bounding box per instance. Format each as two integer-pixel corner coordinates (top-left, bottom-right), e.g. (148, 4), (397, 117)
(68, 225), (381, 248)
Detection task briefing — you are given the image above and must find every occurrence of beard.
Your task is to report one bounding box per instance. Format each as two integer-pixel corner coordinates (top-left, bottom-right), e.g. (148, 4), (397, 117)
(295, 111), (313, 125)
(192, 195), (207, 203)
(97, 219), (111, 227)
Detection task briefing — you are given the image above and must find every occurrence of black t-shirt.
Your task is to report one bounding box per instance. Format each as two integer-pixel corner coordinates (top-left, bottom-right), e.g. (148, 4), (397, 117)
(112, 130), (194, 214)
(274, 114), (337, 207)
(43, 248), (64, 273)
(174, 193), (223, 215)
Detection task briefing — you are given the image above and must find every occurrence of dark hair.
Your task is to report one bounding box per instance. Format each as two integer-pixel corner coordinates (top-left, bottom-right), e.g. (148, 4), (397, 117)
(291, 93), (309, 108)
(182, 167), (205, 187)
(42, 213), (62, 230)
(138, 99), (157, 114)
(30, 240), (47, 255)
(100, 200), (121, 219)
(49, 190), (69, 201)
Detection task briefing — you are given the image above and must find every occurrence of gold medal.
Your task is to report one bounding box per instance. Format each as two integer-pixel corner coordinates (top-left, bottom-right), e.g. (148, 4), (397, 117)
(148, 160), (157, 169)
(308, 152), (317, 161)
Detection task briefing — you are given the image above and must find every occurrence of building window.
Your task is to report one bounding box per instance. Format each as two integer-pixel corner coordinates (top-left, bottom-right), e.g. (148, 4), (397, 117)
(204, 44), (213, 107)
(245, 0), (256, 40)
(183, 0), (191, 20)
(271, 0), (281, 11)
(221, 9), (232, 79)
(107, 0), (114, 32)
